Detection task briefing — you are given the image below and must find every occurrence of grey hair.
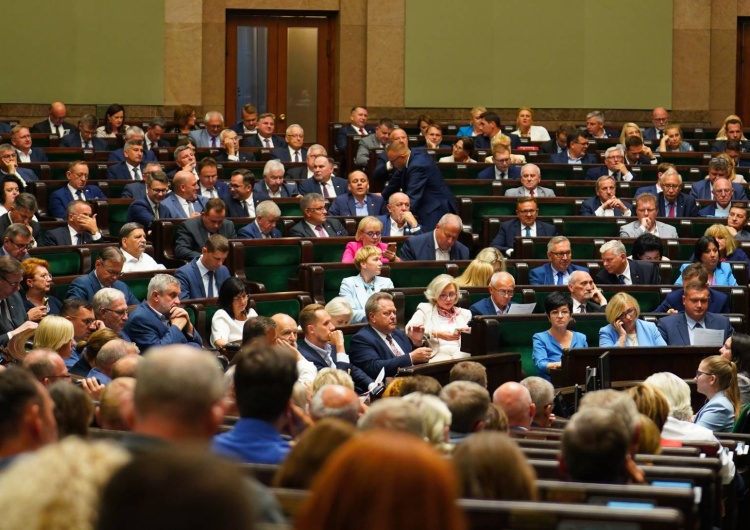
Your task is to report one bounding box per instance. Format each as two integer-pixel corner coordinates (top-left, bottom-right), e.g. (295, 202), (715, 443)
(357, 397), (424, 437)
(520, 376), (554, 413)
(124, 140), (142, 153)
(93, 288), (126, 315)
(605, 145), (624, 157)
(285, 124), (304, 135)
(644, 372), (694, 421)
(263, 159), (285, 177)
(600, 239), (626, 257)
(255, 200), (281, 218)
(307, 144), (327, 156)
(324, 297), (353, 321)
(148, 274), (179, 296)
(586, 111), (604, 123)
(547, 235), (570, 252)
(203, 111), (224, 123)
(300, 193), (325, 211)
(309, 384), (359, 424)
(124, 126), (144, 139)
(4, 223), (30, 240)
(96, 339), (133, 375)
(174, 144), (192, 161)
(660, 168), (683, 184)
(402, 392), (452, 446)
(579, 389), (640, 440)
(521, 163), (540, 176)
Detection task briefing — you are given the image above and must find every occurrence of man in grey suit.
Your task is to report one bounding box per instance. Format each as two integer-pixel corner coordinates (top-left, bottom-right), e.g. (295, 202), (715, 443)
(188, 111), (225, 148)
(355, 118), (395, 167)
(174, 198), (237, 261)
(619, 192), (678, 239)
(504, 164), (555, 198)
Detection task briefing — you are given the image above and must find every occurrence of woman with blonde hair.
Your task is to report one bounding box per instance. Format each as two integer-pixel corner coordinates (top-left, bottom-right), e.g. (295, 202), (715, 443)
(619, 122), (643, 146)
(325, 297), (354, 327)
(457, 106), (486, 137)
(474, 246), (507, 272)
(32, 315), (75, 359)
(704, 223), (750, 266)
(341, 216), (398, 263)
(339, 246), (394, 323)
(657, 124), (693, 153)
(485, 134), (526, 165)
(406, 274), (471, 363)
(403, 392), (452, 453)
(456, 260), (494, 287)
(694, 355), (740, 432)
(715, 152), (747, 184)
(599, 293), (666, 347)
(511, 107), (550, 141)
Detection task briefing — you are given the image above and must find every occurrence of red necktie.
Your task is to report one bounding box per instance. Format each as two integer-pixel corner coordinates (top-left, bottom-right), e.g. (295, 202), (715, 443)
(668, 203), (676, 218)
(530, 189), (535, 198)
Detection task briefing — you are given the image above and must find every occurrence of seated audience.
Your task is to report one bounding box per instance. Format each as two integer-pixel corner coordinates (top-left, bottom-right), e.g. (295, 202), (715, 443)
(175, 234), (231, 300)
(125, 170), (171, 231)
(705, 223), (750, 267)
(402, 392), (453, 452)
(567, 270), (607, 313)
(631, 233), (666, 261)
(32, 315), (75, 361)
(728, 204), (750, 239)
(585, 145), (633, 182)
(624, 135), (657, 165)
(532, 292), (588, 381)
(378, 192), (422, 236)
(210, 278), (258, 348)
(92, 288), (131, 342)
(400, 214), (468, 261)
(48, 161), (106, 219)
(477, 144), (521, 180)
(41, 200), (103, 247)
(289, 193), (347, 237)
(438, 381), (489, 443)
(620, 192), (678, 239)
(342, 216), (398, 263)
(309, 385), (360, 424)
(580, 175), (632, 216)
(70, 328), (120, 379)
(339, 246), (394, 322)
(657, 169), (700, 217)
(252, 159), (299, 200)
(439, 137), (475, 163)
(469, 271), (515, 316)
(66, 247), (139, 305)
(328, 171), (385, 217)
(549, 128), (597, 164)
(599, 293), (666, 347)
(658, 280), (734, 346)
(504, 164), (555, 197)
(596, 239), (661, 285)
(174, 198), (237, 262)
(237, 200), (282, 239)
(656, 124), (693, 152)
(490, 197), (556, 257)
(119, 223), (166, 272)
(455, 259), (494, 287)
(619, 122), (643, 144)
(529, 235), (588, 285)
(492, 382), (535, 430)
(449, 361), (488, 388)
(675, 236), (738, 286)
(520, 376), (555, 428)
(655, 263), (730, 314)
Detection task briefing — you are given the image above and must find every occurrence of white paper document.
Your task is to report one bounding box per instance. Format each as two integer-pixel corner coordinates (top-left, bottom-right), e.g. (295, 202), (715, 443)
(693, 328), (724, 346)
(507, 303), (536, 315)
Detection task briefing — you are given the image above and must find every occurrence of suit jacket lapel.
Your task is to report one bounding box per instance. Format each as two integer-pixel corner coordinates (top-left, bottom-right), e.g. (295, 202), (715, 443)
(191, 261), (205, 297)
(677, 314), (691, 345)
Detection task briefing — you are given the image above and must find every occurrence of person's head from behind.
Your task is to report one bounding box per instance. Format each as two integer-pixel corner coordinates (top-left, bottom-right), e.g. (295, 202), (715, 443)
(624, 383), (670, 433)
(453, 431), (537, 501)
(398, 374), (443, 396)
(644, 372), (694, 421)
(96, 377), (136, 431)
(403, 392), (452, 448)
(234, 345), (297, 422)
(32, 315), (75, 359)
(561, 407), (630, 484)
(520, 376), (555, 428)
(309, 384), (360, 424)
(492, 381), (535, 429)
(294, 430), (467, 530)
(449, 361), (487, 389)
(438, 381), (489, 435)
(48, 381), (93, 438)
(579, 389), (641, 454)
(0, 367), (58, 456)
(357, 397), (424, 438)
(241, 315), (277, 347)
(311, 367), (354, 395)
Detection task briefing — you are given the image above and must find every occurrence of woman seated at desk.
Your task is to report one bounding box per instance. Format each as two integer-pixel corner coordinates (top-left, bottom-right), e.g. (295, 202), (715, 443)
(693, 355), (740, 433)
(532, 291), (588, 381)
(599, 293), (666, 347)
(676, 236), (738, 287)
(210, 278), (258, 348)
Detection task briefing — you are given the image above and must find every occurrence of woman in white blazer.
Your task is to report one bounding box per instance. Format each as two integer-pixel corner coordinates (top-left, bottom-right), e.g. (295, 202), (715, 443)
(339, 246), (394, 323)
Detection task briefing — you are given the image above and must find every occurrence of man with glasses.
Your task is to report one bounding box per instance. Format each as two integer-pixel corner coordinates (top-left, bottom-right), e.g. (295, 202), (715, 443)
(477, 144), (521, 180)
(0, 224), (32, 261)
(550, 129), (597, 164)
(66, 246), (139, 305)
(399, 213), (468, 261)
(690, 157), (748, 201)
(23, 349), (76, 387)
(270, 124), (307, 163)
(656, 169), (700, 218)
(175, 234), (231, 300)
(328, 170), (385, 217)
(620, 193), (678, 238)
(289, 193), (346, 237)
(48, 160), (106, 219)
(59, 114), (108, 151)
(122, 162), (162, 200)
(298, 155), (347, 198)
(188, 111), (225, 148)
(253, 160), (299, 200)
(728, 205), (750, 240)
(60, 298), (103, 368)
(107, 126), (158, 163)
(93, 288), (132, 342)
(238, 200), (282, 239)
(107, 140), (147, 181)
(469, 271), (516, 316)
(224, 169), (257, 218)
(595, 239), (661, 286)
(643, 107), (670, 140)
(504, 164), (555, 198)
(197, 157), (229, 200)
(699, 177), (734, 217)
(126, 171), (171, 232)
(0, 143), (38, 185)
(0, 193), (40, 243)
(119, 223), (165, 272)
(10, 125), (47, 163)
(586, 145), (633, 182)
(658, 280), (733, 346)
(0, 256), (37, 348)
(215, 129), (255, 162)
(490, 197), (557, 257)
(40, 200), (102, 247)
(655, 263), (730, 314)
(529, 236), (588, 286)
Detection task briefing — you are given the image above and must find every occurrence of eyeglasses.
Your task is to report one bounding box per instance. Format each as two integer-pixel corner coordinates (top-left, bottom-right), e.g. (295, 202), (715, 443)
(0, 153), (17, 161)
(6, 240), (32, 251)
(363, 231), (382, 238)
(287, 134), (304, 139)
(551, 309), (571, 317)
(549, 251), (572, 257)
(439, 292), (458, 300)
(149, 187), (169, 194)
(662, 184), (681, 190)
(103, 307), (129, 317)
(491, 287), (514, 297)
(617, 307), (637, 321)
(713, 189), (733, 195)
(517, 209), (538, 215)
(0, 275), (21, 289)
(695, 370), (713, 378)
(306, 206), (327, 212)
(606, 155), (624, 161)
(99, 262), (124, 277)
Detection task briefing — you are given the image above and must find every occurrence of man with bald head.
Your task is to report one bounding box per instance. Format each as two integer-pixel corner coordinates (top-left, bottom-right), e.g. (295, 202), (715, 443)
(399, 213), (468, 261)
(493, 381), (535, 431)
(270, 124), (308, 163)
(643, 107), (669, 140)
(470, 271), (516, 316)
(504, 164), (555, 197)
(23, 349), (71, 387)
(378, 192), (422, 236)
(31, 101), (77, 137)
(373, 128), (409, 182)
(568, 270), (607, 313)
(160, 170), (206, 219)
(382, 138), (458, 231)
(309, 384), (361, 424)
(271, 313), (318, 385)
(297, 155), (347, 197)
(96, 377), (136, 431)
(327, 171), (385, 216)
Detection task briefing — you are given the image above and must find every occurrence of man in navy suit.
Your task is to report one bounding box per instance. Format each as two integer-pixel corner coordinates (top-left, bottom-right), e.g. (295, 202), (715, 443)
(0, 144), (38, 185)
(712, 118), (750, 153)
(642, 107), (669, 140)
(489, 197), (557, 256)
(40, 200), (104, 247)
(174, 198), (237, 261)
(724, 140), (750, 167)
(469, 272), (516, 316)
(66, 247), (139, 305)
(10, 126), (47, 163)
(224, 169), (257, 218)
(124, 273), (203, 352)
(400, 214), (469, 261)
(699, 177), (734, 218)
(382, 140), (458, 231)
(175, 234), (232, 300)
(237, 200), (282, 239)
(298, 155), (348, 198)
(477, 145), (521, 180)
(121, 162), (161, 200)
(473, 111), (515, 150)
(529, 236), (589, 285)
(378, 192), (422, 236)
(655, 263), (730, 313)
(188, 111), (225, 148)
(242, 113), (287, 149)
(0, 193), (41, 242)
(48, 161), (106, 219)
(126, 170), (171, 231)
(30, 101), (77, 137)
(297, 303), (375, 394)
(658, 169), (700, 217)
(568, 271), (607, 313)
(160, 171), (207, 219)
(585, 146), (634, 182)
(328, 171), (385, 217)
(580, 175), (632, 217)
(270, 124), (307, 163)
(372, 128), (408, 183)
(288, 193), (347, 237)
(230, 103), (258, 136)
(0, 223), (32, 261)
(92, 288), (132, 343)
(595, 239), (661, 285)
(624, 136), (657, 165)
(585, 111), (619, 139)
(107, 127), (158, 163)
(690, 157), (748, 201)
(550, 128), (597, 164)
(59, 114), (108, 151)
(214, 129), (255, 162)
(336, 106), (375, 154)
(144, 118), (170, 151)
(349, 292), (432, 378)
(253, 159), (299, 200)
(106, 140), (147, 181)
(657, 281), (734, 346)
(197, 157), (229, 200)
(167, 145), (198, 179)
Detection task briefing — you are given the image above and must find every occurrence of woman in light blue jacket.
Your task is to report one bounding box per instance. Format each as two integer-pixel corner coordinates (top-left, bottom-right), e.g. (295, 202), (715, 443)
(599, 293), (666, 347)
(339, 246), (393, 323)
(675, 236), (738, 287)
(694, 355), (739, 433)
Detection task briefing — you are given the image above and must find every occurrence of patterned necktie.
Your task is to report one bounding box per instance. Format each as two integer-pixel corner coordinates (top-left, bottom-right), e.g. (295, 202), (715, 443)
(386, 335), (402, 356)
(263, 138), (271, 148)
(315, 225), (326, 237)
(133, 167), (141, 180)
(530, 189), (535, 197)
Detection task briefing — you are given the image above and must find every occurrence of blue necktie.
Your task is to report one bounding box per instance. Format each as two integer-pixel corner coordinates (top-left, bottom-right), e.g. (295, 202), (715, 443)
(206, 271), (215, 297)
(556, 273), (564, 286)
(524, 226), (531, 237)
(618, 274), (626, 285)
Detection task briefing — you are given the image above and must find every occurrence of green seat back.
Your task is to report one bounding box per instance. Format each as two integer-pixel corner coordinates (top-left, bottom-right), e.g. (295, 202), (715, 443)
(34, 252), (81, 276)
(469, 202), (517, 232)
(276, 202), (302, 217)
(390, 266), (445, 288)
(244, 244), (301, 293)
(494, 319), (551, 376)
(447, 182), (494, 196)
(254, 298), (303, 320)
(46, 151), (84, 163)
(108, 203), (131, 237)
(124, 277), (152, 302)
(311, 241), (346, 263)
(540, 202), (577, 216)
(562, 220), (620, 238)
(599, 289), (664, 313)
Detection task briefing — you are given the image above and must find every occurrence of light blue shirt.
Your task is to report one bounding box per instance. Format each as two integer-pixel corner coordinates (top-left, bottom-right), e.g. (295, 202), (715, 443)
(686, 314), (706, 346)
(354, 199), (369, 217)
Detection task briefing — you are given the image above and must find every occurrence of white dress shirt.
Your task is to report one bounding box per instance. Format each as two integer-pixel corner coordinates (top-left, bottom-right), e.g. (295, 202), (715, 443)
(121, 249), (167, 273)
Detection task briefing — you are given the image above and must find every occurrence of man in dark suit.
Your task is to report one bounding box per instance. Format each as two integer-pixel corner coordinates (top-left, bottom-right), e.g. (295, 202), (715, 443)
(328, 171), (385, 217)
(107, 127), (158, 163)
(270, 124), (307, 163)
(698, 177), (734, 217)
(10, 126), (47, 163)
(382, 140), (458, 231)
(585, 145), (634, 182)
(624, 136), (657, 165)
(160, 171), (207, 219)
(655, 263), (730, 313)
(489, 197), (557, 256)
(237, 200), (282, 239)
(711, 118), (750, 153)
(568, 271), (606, 313)
(197, 157), (230, 200)
(66, 247), (139, 305)
(477, 146), (521, 180)
(423, 124), (452, 149)
(336, 106), (375, 154)
(469, 271), (516, 316)
(59, 114), (108, 151)
(289, 193), (347, 237)
(349, 292), (431, 378)
(242, 113), (287, 149)
(106, 140), (147, 181)
(355, 118), (394, 167)
(400, 214), (469, 261)
(30, 101), (77, 137)
(0, 193), (41, 242)
(174, 198), (237, 262)
(724, 139), (750, 167)
(297, 303), (375, 394)
(690, 157), (748, 201)
(549, 129), (597, 164)
(0, 122), (9, 134)
(657, 169), (700, 217)
(0, 145), (38, 185)
(529, 236), (589, 285)
(579, 175), (632, 217)
(144, 118), (170, 150)
(585, 111), (619, 139)
(48, 161), (107, 219)
(297, 155), (348, 198)
(126, 170), (171, 231)
(253, 159), (299, 200)
(124, 273), (203, 352)
(657, 281), (734, 346)
(378, 192), (422, 236)
(595, 239), (661, 285)
(473, 111), (513, 150)
(40, 200), (104, 247)
(224, 169), (257, 218)
(167, 145), (198, 179)
(371, 128), (408, 183)
(642, 107), (669, 140)
(0, 256), (35, 348)
(175, 234), (232, 300)
(285, 143), (326, 181)
(230, 103), (258, 136)
(539, 124), (572, 154)
(121, 161), (162, 200)
(214, 129), (255, 162)
(729, 204), (750, 240)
